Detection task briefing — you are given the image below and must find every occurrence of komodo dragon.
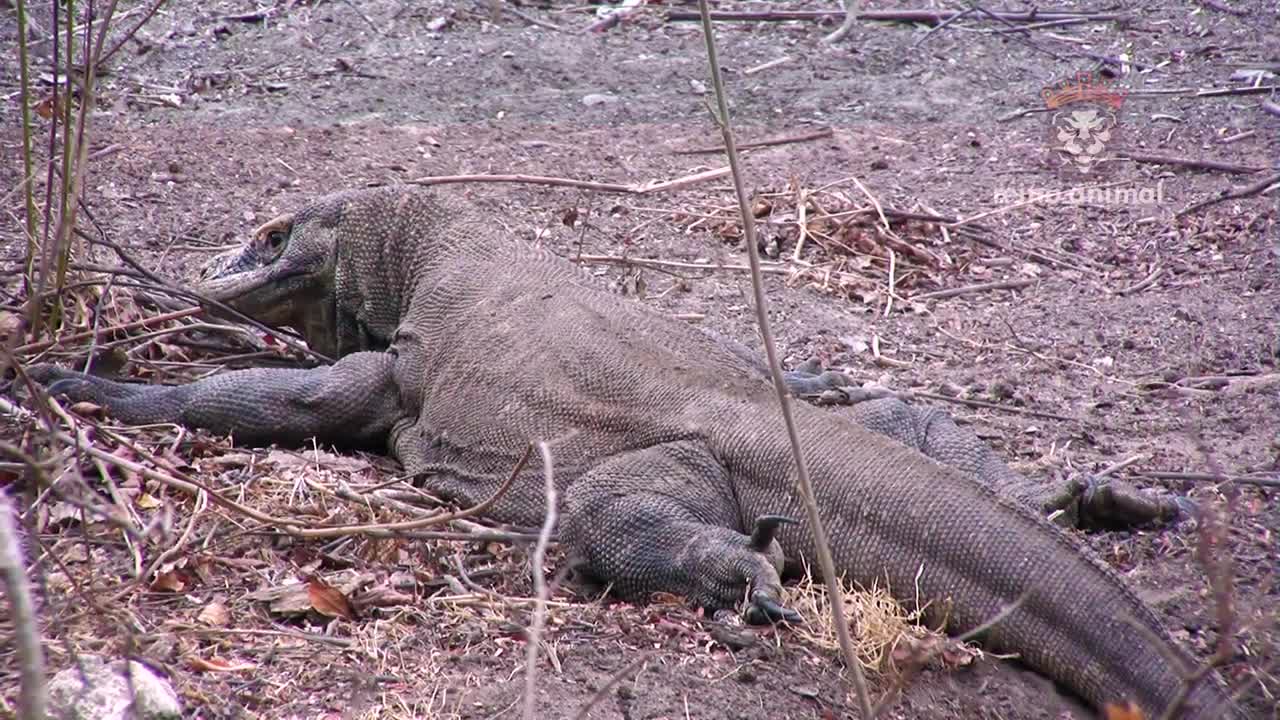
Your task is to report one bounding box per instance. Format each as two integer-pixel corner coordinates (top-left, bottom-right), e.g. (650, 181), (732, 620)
(29, 187), (1236, 718)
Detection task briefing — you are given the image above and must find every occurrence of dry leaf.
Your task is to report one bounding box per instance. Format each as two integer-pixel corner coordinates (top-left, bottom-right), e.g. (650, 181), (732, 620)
(353, 586), (415, 610)
(151, 570), (188, 593)
(136, 493), (162, 510)
(188, 656), (256, 673)
(197, 601), (231, 627)
(34, 94), (62, 119)
(192, 556), (218, 584)
(0, 310), (23, 340)
(1104, 702), (1145, 720)
(68, 401), (103, 417)
(62, 543), (90, 564)
(307, 577), (355, 620)
(46, 502), (83, 528)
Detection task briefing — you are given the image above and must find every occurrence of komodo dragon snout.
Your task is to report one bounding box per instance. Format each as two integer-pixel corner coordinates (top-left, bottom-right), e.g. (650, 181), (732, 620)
(198, 210), (337, 330)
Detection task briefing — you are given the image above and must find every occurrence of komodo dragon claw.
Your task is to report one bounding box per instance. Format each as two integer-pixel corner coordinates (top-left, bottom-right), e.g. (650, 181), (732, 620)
(745, 589), (803, 625)
(742, 515), (802, 624)
(748, 514), (798, 552)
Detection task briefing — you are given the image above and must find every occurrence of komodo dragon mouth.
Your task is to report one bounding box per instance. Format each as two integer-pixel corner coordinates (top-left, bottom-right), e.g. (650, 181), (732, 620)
(197, 211), (336, 329)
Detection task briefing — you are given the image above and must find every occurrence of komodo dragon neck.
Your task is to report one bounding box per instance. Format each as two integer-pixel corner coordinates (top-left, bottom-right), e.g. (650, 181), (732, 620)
(202, 188), (479, 358)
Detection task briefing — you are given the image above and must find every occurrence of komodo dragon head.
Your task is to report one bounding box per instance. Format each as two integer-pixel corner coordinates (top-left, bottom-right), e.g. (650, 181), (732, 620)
(197, 203), (342, 356)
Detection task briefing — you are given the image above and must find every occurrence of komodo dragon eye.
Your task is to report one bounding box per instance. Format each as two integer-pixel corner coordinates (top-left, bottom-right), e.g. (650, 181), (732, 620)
(265, 229), (288, 252)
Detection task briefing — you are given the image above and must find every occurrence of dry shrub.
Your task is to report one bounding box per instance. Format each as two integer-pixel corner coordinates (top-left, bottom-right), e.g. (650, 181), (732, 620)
(784, 573), (976, 675)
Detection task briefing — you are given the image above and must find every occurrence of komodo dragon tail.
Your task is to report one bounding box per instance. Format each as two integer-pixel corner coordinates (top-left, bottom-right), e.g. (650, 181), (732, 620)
(719, 404), (1238, 719)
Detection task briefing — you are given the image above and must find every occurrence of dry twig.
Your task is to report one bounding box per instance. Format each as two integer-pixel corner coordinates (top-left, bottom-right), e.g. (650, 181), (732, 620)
(1149, 417), (1241, 720)
(407, 167), (729, 194)
(1117, 151), (1266, 175)
(522, 441), (560, 720)
(291, 444), (533, 538)
(15, 306), (201, 354)
(912, 391), (1077, 423)
(694, 3), (874, 717)
(911, 279), (1033, 301)
(667, 9), (1120, 23)
(1135, 471), (1279, 489)
(0, 393), (295, 527)
(672, 127), (834, 155)
(824, 0), (859, 44)
(0, 489), (46, 720)
(570, 654), (652, 720)
(1178, 172), (1280, 216)
(1115, 265), (1163, 296)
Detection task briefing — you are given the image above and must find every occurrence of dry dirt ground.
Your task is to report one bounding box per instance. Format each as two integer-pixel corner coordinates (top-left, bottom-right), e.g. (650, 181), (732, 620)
(2, 1), (1279, 719)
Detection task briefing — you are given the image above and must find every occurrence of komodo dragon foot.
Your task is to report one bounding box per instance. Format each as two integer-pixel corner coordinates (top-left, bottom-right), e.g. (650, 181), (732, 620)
(561, 442), (803, 625)
(784, 360), (1188, 530)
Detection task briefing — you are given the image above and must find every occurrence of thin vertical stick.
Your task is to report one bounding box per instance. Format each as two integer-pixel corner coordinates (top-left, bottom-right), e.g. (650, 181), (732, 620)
(0, 489), (47, 720)
(694, 2), (875, 718)
(521, 441), (559, 720)
(29, 0), (64, 341)
(52, 0), (79, 297)
(16, 0), (39, 294)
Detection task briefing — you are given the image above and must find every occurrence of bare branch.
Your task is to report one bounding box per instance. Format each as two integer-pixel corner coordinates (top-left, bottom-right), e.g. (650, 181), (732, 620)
(521, 441), (560, 720)
(407, 167), (730, 195)
(0, 489), (47, 720)
(694, 2), (874, 718)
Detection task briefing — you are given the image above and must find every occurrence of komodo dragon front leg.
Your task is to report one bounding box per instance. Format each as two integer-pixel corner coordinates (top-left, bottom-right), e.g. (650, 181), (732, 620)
(783, 362), (1184, 528)
(561, 440), (801, 623)
(27, 352), (401, 448)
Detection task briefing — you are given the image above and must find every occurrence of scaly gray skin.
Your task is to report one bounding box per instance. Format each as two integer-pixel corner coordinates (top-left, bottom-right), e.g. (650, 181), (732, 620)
(29, 187), (1235, 718)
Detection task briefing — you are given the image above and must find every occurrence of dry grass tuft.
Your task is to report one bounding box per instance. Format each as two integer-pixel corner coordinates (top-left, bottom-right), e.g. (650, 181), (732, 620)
(784, 573), (964, 675)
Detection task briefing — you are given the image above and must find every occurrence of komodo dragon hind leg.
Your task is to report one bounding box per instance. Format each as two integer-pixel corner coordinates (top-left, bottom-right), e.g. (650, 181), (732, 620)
(784, 360), (1186, 528)
(842, 396), (1187, 529)
(27, 352), (401, 448)
(561, 441), (801, 624)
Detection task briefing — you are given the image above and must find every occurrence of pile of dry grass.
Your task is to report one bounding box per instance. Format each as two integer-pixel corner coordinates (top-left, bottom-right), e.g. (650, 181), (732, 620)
(784, 572), (979, 676)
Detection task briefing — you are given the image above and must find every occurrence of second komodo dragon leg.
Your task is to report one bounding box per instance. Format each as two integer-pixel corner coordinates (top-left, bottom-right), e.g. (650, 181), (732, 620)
(783, 361), (1184, 528)
(841, 397), (1183, 527)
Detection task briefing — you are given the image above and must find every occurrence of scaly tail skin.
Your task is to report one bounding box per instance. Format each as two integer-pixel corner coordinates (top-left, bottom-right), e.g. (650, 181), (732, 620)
(720, 405), (1239, 718)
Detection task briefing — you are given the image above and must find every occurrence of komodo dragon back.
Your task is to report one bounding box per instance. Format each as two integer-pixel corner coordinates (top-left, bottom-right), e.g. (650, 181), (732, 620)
(35, 186), (1243, 719)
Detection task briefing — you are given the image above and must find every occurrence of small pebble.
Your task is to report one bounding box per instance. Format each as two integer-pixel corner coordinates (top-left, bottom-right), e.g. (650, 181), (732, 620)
(582, 93), (619, 107)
